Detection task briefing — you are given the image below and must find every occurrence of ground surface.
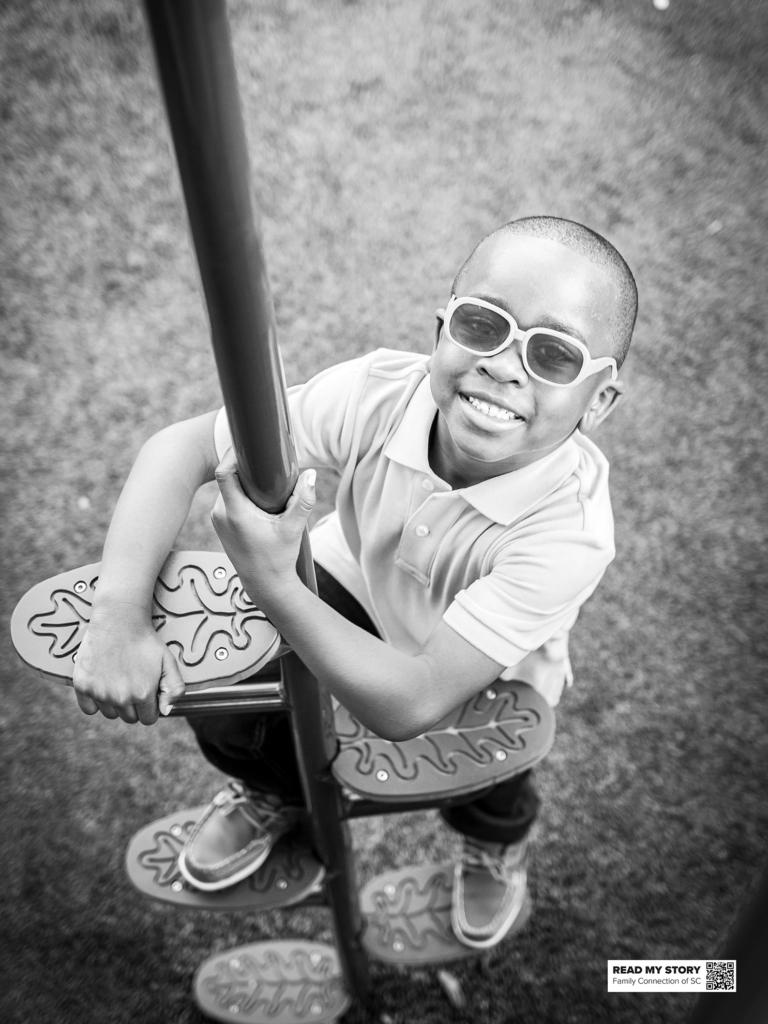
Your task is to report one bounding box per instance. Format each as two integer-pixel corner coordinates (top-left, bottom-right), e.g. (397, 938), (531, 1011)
(1, 1), (767, 1022)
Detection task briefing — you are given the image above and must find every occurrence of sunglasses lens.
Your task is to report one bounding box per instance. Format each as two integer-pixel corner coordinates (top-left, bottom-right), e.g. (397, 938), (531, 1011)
(526, 333), (584, 384)
(448, 302), (510, 353)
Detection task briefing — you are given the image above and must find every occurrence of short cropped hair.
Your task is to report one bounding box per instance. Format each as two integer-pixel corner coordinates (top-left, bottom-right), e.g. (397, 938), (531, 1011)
(453, 216), (638, 369)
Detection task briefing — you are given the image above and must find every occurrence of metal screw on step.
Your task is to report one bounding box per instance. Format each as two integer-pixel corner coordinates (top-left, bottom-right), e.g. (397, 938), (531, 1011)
(171, 825), (183, 837)
(74, 581), (87, 594)
(276, 878), (288, 890)
(376, 769), (389, 782)
(171, 881), (183, 892)
(215, 647), (229, 660)
(495, 750), (507, 761)
(485, 688), (497, 700)
(214, 567), (227, 579)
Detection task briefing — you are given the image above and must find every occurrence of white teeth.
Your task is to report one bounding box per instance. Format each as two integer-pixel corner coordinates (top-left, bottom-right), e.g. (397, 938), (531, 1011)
(467, 395), (518, 421)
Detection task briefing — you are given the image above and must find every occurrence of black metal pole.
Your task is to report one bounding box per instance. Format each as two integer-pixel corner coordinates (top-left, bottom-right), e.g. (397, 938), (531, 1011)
(142, 0), (369, 1000)
(142, 0), (293, 512)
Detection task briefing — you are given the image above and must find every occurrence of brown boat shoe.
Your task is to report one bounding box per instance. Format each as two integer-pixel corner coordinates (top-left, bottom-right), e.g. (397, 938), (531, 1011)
(451, 835), (529, 949)
(177, 782), (302, 891)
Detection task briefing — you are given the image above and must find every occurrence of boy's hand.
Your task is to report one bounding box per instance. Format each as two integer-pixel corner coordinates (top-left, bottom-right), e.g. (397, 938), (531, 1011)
(212, 448), (316, 605)
(73, 605), (185, 724)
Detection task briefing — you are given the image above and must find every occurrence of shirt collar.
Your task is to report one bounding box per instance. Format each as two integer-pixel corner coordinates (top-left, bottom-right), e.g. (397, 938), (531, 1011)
(384, 374), (581, 526)
(383, 374), (437, 476)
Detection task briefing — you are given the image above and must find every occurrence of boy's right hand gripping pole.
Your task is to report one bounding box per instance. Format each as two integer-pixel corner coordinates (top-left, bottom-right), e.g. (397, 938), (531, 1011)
(142, 0), (369, 1001)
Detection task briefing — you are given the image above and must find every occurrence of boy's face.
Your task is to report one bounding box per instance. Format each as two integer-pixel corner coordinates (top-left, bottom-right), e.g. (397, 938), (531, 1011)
(429, 234), (624, 487)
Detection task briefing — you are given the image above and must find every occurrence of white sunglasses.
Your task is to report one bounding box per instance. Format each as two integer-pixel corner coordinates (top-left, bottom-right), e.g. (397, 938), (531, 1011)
(444, 294), (617, 388)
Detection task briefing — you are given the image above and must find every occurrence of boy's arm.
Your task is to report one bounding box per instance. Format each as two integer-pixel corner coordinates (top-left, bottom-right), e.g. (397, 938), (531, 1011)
(73, 411), (219, 725)
(213, 450), (504, 741)
(261, 588), (501, 741)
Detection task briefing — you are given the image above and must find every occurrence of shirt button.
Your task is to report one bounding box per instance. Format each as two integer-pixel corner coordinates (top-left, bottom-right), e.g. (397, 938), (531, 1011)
(421, 478), (435, 492)
(414, 524), (430, 537)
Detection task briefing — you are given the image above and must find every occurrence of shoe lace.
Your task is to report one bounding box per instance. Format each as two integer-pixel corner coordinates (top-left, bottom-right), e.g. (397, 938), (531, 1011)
(216, 783), (294, 836)
(461, 838), (525, 884)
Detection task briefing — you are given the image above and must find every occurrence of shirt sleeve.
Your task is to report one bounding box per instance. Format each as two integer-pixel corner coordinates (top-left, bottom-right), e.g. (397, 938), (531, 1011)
(442, 512), (614, 668)
(213, 354), (370, 470)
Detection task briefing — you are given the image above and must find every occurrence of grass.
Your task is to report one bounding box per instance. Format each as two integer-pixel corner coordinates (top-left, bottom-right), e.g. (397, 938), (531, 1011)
(1, 0), (767, 1022)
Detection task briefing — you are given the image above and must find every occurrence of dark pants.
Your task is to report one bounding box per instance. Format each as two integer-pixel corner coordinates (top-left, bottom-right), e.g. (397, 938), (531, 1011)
(187, 565), (539, 845)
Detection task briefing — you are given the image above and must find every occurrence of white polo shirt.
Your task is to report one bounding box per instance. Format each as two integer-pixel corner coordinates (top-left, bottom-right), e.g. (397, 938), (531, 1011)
(214, 349), (615, 707)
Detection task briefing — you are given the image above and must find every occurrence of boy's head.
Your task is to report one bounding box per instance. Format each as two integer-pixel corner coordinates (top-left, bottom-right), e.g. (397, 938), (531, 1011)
(429, 216), (637, 487)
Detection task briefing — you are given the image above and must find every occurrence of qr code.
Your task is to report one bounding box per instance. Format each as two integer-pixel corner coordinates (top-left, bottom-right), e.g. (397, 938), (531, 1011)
(706, 960), (736, 991)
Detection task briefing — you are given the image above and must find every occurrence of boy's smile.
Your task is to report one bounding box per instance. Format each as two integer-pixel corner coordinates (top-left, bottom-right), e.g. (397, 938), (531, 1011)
(429, 234), (623, 488)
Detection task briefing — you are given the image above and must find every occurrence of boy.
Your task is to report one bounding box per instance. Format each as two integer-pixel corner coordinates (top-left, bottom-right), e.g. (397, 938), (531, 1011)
(73, 215), (636, 950)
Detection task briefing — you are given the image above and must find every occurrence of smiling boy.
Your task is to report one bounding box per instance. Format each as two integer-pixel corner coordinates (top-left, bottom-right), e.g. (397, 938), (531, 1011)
(74, 215), (637, 949)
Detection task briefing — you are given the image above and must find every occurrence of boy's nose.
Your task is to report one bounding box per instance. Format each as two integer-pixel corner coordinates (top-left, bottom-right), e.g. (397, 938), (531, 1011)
(475, 343), (529, 386)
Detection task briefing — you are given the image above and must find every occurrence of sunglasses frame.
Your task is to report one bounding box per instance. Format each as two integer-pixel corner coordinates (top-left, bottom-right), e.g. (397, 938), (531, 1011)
(444, 294), (618, 388)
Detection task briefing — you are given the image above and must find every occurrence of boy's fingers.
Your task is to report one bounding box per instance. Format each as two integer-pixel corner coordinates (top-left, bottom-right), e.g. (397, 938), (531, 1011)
(214, 447), (244, 501)
(75, 690), (99, 716)
(285, 470), (317, 519)
(214, 447), (267, 520)
(115, 704), (139, 725)
(158, 649), (186, 717)
(94, 700), (120, 721)
(135, 696), (160, 726)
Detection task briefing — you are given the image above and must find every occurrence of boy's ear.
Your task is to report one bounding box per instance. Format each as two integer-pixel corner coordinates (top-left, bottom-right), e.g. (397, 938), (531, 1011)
(578, 377), (626, 435)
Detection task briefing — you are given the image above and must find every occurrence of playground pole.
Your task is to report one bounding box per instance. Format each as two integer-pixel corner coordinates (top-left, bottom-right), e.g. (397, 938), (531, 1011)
(142, 0), (369, 999)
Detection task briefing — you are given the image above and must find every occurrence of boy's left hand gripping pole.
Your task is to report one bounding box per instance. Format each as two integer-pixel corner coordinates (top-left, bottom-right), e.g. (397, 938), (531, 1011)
(142, 0), (370, 1000)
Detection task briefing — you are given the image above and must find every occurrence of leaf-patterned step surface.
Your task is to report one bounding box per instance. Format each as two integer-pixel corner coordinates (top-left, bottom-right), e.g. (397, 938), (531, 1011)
(360, 863), (531, 964)
(125, 806), (324, 911)
(332, 680), (555, 802)
(10, 551), (281, 690)
(193, 940), (350, 1024)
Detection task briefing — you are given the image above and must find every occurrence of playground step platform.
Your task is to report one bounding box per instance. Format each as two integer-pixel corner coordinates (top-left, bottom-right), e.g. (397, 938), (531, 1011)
(333, 680), (555, 802)
(360, 862), (531, 964)
(10, 551), (281, 691)
(127, 809), (530, 966)
(125, 807), (324, 911)
(193, 940), (350, 1024)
